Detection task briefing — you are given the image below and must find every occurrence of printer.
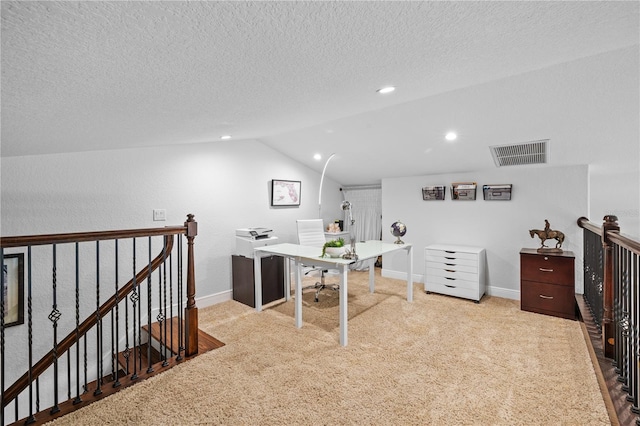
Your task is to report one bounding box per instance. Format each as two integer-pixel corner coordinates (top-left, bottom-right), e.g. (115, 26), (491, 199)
(235, 227), (273, 240)
(235, 227), (278, 258)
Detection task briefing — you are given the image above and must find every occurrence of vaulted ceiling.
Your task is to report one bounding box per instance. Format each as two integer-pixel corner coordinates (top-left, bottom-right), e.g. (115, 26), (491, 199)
(2, 1), (638, 185)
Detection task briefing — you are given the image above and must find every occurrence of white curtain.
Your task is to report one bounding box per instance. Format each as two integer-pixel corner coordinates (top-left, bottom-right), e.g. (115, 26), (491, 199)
(342, 187), (382, 270)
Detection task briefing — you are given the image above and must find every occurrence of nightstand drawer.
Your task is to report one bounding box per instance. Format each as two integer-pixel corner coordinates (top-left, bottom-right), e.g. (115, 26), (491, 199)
(520, 253), (574, 285)
(521, 280), (575, 319)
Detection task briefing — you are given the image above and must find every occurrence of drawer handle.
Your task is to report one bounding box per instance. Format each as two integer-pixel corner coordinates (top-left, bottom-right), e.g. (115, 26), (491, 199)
(539, 268), (554, 272)
(445, 269), (456, 273)
(445, 257), (455, 260)
(539, 294), (554, 300)
(445, 284), (456, 288)
(445, 263), (456, 266)
(445, 251), (456, 254)
(445, 277), (456, 280)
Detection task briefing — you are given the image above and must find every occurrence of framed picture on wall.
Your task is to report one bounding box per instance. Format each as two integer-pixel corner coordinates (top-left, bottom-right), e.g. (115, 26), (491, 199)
(3, 253), (24, 327)
(271, 179), (301, 206)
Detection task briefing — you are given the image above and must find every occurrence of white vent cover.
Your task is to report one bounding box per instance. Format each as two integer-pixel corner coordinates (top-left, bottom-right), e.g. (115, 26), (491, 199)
(490, 139), (549, 167)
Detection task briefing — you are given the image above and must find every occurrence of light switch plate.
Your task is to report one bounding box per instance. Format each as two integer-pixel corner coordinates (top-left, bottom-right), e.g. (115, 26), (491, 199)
(153, 209), (166, 221)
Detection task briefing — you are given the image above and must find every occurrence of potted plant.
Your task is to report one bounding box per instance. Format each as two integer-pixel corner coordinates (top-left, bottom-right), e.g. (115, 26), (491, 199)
(322, 238), (346, 258)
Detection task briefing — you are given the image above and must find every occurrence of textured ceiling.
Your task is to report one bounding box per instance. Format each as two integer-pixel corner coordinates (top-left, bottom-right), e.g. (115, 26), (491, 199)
(1, 1), (639, 185)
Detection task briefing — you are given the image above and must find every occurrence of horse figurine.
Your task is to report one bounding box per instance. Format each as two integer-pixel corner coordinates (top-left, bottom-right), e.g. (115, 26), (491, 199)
(529, 219), (565, 250)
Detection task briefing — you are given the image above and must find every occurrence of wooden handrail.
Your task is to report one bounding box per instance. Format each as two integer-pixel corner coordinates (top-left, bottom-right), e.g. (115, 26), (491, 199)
(2, 235), (175, 407)
(1, 226), (187, 248)
(577, 216), (640, 254)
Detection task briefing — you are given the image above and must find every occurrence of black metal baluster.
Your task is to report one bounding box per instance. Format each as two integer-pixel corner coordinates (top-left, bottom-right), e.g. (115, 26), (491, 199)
(123, 239), (131, 376)
(35, 377), (39, 414)
(83, 332), (88, 394)
(94, 241), (102, 396)
(633, 251), (640, 415)
(74, 243), (82, 404)
(67, 349), (71, 401)
(113, 239), (121, 388)
(156, 241), (166, 366)
(130, 238), (139, 380)
(26, 246), (35, 424)
(169, 245), (174, 361)
(614, 246), (622, 373)
(147, 237), (154, 374)
(49, 244), (61, 414)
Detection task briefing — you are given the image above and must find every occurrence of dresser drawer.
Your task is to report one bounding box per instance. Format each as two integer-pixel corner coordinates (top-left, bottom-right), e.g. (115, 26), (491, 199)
(426, 249), (478, 262)
(426, 282), (481, 301)
(520, 253), (574, 286)
(425, 255), (478, 269)
(427, 275), (479, 291)
(426, 260), (477, 274)
(521, 280), (575, 319)
(426, 266), (479, 282)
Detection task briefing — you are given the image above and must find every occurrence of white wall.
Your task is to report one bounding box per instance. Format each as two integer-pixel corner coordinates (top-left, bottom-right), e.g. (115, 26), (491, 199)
(1, 139), (344, 304)
(381, 165), (588, 299)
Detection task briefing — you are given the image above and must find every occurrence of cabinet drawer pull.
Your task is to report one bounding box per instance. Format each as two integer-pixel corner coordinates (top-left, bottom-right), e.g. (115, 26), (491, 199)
(445, 257), (455, 260)
(539, 294), (554, 299)
(445, 251), (456, 254)
(445, 277), (456, 280)
(445, 269), (456, 273)
(445, 284), (456, 288)
(539, 268), (554, 272)
(445, 263), (456, 266)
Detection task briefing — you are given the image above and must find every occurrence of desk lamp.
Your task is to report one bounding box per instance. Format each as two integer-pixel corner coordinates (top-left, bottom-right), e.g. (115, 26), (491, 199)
(341, 200), (358, 260)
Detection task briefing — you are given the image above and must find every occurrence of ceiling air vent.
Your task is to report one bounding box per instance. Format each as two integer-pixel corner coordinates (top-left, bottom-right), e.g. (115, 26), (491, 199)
(490, 139), (549, 167)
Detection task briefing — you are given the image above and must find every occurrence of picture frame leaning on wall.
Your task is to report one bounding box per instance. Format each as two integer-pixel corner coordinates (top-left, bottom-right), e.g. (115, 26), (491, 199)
(3, 253), (24, 328)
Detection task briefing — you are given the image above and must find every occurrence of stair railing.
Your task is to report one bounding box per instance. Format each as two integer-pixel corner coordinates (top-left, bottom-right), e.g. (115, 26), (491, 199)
(1, 214), (198, 425)
(578, 215), (640, 421)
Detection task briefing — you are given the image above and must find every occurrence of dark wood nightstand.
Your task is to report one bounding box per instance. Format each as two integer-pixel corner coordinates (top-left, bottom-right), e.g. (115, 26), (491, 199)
(520, 248), (576, 320)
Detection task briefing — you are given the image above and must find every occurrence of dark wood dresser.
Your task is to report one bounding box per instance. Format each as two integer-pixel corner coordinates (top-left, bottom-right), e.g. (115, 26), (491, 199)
(520, 248), (576, 320)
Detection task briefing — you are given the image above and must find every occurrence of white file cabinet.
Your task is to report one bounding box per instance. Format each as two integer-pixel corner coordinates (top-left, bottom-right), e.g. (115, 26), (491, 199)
(424, 244), (486, 303)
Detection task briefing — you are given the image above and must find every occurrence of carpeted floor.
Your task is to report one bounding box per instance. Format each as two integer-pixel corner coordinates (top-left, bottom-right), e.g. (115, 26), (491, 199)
(49, 270), (610, 425)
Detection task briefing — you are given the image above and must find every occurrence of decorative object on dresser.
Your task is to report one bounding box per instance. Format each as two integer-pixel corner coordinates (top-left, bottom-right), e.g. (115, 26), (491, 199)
(528, 219), (565, 252)
(424, 244), (486, 303)
(520, 248), (575, 320)
(390, 221), (407, 244)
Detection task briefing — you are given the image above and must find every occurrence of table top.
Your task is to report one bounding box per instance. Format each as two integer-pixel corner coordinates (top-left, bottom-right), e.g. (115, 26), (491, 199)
(255, 240), (411, 265)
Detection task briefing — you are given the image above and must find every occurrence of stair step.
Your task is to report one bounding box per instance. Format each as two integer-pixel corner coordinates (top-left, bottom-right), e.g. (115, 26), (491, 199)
(143, 317), (225, 357)
(116, 343), (163, 375)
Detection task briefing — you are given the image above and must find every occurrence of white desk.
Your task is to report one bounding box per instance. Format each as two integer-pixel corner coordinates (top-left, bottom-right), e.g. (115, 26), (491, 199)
(253, 241), (413, 346)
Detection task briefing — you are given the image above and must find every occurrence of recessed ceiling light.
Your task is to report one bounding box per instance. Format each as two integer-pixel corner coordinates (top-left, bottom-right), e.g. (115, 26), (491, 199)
(445, 132), (457, 141)
(220, 135), (232, 140)
(376, 86), (395, 94)
(313, 153), (322, 161)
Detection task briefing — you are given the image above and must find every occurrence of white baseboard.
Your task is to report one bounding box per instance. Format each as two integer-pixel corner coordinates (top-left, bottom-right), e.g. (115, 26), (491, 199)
(197, 290), (232, 308)
(381, 268), (521, 301)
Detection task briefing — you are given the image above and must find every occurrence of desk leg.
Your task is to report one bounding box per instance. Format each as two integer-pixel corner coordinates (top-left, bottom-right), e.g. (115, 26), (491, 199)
(407, 245), (413, 302)
(339, 264), (348, 346)
(294, 260), (302, 329)
(284, 258), (291, 301)
(254, 254), (263, 312)
(368, 258), (375, 293)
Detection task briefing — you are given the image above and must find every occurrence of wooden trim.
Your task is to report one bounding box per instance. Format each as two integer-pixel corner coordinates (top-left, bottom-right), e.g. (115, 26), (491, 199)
(1, 226), (187, 248)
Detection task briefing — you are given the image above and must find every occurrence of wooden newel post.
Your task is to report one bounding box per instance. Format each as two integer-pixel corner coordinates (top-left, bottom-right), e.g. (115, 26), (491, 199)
(184, 214), (199, 357)
(601, 214), (620, 359)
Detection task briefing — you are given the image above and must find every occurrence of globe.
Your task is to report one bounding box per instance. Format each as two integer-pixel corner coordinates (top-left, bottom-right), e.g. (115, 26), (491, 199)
(390, 221), (406, 244)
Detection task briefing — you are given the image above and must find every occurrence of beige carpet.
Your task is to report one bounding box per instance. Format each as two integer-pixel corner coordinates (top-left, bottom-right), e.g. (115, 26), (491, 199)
(50, 270), (610, 425)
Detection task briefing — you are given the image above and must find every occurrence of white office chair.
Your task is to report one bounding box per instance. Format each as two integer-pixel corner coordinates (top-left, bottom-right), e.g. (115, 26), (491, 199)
(296, 219), (340, 302)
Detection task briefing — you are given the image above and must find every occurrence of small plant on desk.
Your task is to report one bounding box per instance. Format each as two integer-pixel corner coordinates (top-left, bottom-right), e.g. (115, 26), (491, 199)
(322, 238), (345, 257)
